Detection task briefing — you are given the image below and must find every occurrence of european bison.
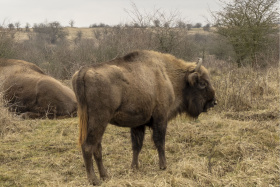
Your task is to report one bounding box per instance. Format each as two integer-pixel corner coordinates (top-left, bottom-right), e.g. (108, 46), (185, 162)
(72, 50), (216, 185)
(0, 59), (77, 119)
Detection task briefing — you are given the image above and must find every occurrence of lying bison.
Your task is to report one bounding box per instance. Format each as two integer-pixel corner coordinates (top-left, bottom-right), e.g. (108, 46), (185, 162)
(0, 59), (77, 119)
(72, 50), (216, 185)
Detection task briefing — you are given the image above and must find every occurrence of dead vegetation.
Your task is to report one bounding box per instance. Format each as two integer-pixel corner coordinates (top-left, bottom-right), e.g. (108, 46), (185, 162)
(0, 59), (279, 186)
(0, 22), (279, 186)
(0, 92), (37, 138)
(0, 89), (17, 136)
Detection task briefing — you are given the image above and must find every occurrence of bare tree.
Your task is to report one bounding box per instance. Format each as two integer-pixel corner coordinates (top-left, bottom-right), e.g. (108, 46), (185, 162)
(14, 22), (21, 31)
(25, 23), (30, 32)
(176, 20), (187, 28)
(8, 23), (15, 30)
(211, 0), (279, 67)
(193, 23), (202, 28)
(153, 19), (160, 27)
(203, 23), (211, 31)
(124, 1), (150, 27)
(186, 24), (193, 30)
(69, 20), (75, 27)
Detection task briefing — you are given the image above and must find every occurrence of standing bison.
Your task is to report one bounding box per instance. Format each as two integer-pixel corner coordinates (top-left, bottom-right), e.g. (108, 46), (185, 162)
(0, 59), (77, 119)
(72, 50), (216, 185)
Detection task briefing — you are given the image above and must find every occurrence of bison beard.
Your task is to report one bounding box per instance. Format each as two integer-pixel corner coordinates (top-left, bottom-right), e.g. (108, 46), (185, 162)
(72, 50), (216, 185)
(184, 87), (216, 118)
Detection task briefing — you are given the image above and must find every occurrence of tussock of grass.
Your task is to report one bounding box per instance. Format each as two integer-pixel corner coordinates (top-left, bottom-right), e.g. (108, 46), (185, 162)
(0, 97), (37, 138)
(0, 95), (17, 136)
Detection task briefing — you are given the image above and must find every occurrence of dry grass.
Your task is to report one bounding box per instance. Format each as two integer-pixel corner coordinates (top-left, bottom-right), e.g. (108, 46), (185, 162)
(0, 91), (19, 137)
(0, 64), (279, 186)
(0, 113), (279, 186)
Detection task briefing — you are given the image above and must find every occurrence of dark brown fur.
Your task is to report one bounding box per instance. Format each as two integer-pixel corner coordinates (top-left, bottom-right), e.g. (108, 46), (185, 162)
(72, 50), (216, 185)
(0, 59), (77, 119)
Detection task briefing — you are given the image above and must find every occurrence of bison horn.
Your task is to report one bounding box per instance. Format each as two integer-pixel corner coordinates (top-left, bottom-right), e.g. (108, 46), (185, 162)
(195, 58), (202, 72)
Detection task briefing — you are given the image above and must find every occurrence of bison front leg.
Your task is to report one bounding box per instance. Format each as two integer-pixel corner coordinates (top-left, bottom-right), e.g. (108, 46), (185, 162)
(130, 125), (146, 169)
(152, 120), (167, 170)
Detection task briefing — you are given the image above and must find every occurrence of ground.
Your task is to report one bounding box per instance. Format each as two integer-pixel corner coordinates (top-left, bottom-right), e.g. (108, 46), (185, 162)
(0, 108), (279, 186)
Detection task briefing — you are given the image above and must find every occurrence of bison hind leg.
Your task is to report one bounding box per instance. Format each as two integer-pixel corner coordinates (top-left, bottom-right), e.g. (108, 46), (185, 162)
(83, 115), (109, 185)
(93, 142), (109, 181)
(82, 142), (100, 185)
(130, 124), (146, 169)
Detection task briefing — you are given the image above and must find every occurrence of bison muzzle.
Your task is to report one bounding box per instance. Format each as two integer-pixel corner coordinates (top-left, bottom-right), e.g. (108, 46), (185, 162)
(72, 50), (216, 185)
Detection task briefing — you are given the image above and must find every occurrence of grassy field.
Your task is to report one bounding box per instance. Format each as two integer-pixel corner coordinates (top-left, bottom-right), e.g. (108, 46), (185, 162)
(0, 63), (279, 186)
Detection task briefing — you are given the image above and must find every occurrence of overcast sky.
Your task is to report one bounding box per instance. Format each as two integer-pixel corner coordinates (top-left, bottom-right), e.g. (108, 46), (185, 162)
(0, 0), (221, 27)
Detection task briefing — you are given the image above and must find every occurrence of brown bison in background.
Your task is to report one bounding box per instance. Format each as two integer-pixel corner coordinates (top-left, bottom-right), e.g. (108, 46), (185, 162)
(72, 50), (217, 185)
(0, 59), (77, 119)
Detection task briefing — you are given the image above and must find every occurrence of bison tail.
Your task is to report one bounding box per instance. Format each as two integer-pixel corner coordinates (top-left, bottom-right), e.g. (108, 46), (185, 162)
(73, 67), (89, 146)
(78, 104), (88, 146)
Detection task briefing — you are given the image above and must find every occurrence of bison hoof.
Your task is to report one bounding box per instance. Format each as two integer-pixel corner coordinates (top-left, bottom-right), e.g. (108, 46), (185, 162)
(131, 162), (140, 170)
(89, 179), (101, 186)
(88, 177), (101, 186)
(159, 160), (167, 170)
(100, 173), (109, 181)
(159, 163), (167, 170)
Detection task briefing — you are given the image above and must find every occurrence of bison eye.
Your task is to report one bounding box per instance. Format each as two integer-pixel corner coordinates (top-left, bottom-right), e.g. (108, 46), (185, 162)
(198, 82), (207, 89)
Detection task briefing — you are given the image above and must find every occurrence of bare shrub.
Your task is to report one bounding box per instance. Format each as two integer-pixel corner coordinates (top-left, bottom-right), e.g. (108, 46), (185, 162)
(211, 62), (279, 112)
(0, 82), (17, 137)
(206, 34), (235, 61)
(71, 38), (97, 66)
(13, 37), (74, 79)
(123, 2), (200, 60)
(0, 26), (17, 58)
(74, 30), (83, 44)
(33, 21), (68, 44)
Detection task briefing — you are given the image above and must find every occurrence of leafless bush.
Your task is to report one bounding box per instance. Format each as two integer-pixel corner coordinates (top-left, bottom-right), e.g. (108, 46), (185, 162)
(33, 21), (68, 44)
(0, 26), (17, 58)
(124, 2), (198, 59)
(74, 30), (83, 44)
(211, 63), (279, 112)
(0, 82), (17, 137)
(93, 27), (154, 60)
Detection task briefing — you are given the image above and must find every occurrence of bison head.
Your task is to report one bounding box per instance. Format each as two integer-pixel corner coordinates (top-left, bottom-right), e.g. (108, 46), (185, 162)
(184, 58), (217, 118)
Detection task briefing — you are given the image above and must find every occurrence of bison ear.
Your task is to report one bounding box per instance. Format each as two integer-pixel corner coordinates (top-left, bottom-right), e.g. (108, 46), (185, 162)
(186, 72), (199, 86)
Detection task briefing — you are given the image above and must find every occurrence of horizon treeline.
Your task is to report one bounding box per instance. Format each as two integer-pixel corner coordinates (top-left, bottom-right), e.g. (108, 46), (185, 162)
(0, 19), (278, 79)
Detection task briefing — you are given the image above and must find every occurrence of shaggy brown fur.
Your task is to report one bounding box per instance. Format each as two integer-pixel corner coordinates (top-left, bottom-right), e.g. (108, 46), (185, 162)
(72, 50), (216, 185)
(0, 59), (77, 119)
